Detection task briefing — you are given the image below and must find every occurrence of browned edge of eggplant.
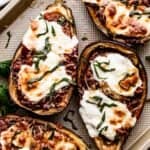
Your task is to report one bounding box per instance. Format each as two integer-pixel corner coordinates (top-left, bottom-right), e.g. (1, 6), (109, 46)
(0, 115), (88, 149)
(85, 3), (150, 45)
(77, 41), (147, 150)
(9, 0), (77, 116)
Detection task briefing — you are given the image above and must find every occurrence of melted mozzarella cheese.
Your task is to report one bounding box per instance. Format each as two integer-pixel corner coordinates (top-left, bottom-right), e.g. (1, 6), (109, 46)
(82, 0), (150, 37)
(79, 90), (136, 141)
(18, 65), (72, 102)
(55, 141), (76, 150)
(38, 51), (62, 71)
(23, 19), (78, 54)
(91, 53), (142, 96)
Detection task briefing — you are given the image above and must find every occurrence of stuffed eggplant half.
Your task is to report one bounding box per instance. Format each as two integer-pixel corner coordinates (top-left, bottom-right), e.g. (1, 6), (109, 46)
(78, 41), (147, 150)
(9, 0), (78, 115)
(0, 115), (88, 150)
(82, 0), (150, 44)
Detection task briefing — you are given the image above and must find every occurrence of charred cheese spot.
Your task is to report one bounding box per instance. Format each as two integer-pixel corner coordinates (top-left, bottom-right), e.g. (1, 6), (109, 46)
(30, 20), (39, 31)
(44, 12), (61, 21)
(119, 73), (138, 90)
(114, 109), (126, 118)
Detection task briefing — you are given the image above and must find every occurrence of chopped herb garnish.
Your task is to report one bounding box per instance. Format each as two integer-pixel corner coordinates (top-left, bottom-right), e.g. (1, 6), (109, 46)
(95, 61), (116, 72)
(99, 103), (117, 112)
(51, 26), (56, 37)
(93, 60), (115, 80)
(93, 64), (107, 79)
(37, 21), (48, 37)
(34, 58), (40, 71)
(28, 62), (63, 84)
(129, 10), (150, 19)
(48, 78), (75, 97)
(57, 16), (66, 25)
(86, 96), (102, 106)
(87, 95), (117, 112)
(44, 37), (51, 52)
(33, 51), (47, 71)
(33, 37), (51, 70)
(92, 96), (102, 101)
(34, 51), (47, 59)
(97, 112), (106, 129)
(5, 31), (12, 48)
(99, 126), (108, 135)
(81, 37), (88, 41)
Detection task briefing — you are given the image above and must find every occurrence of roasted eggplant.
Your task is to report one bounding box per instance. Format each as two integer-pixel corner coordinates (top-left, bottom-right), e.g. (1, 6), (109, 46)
(78, 41), (147, 150)
(0, 115), (88, 149)
(9, 0), (78, 115)
(82, 0), (150, 44)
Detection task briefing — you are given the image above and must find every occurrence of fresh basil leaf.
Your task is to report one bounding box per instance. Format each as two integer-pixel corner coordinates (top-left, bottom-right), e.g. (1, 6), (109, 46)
(99, 126), (108, 135)
(44, 37), (51, 52)
(96, 112), (105, 129)
(0, 84), (10, 105)
(0, 83), (17, 116)
(28, 62), (63, 84)
(51, 26), (56, 37)
(57, 16), (66, 25)
(37, 21), (48, 37)
(0, 60), (11, 77)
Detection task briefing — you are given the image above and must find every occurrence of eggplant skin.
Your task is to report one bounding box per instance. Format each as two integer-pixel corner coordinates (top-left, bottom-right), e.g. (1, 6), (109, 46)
(0, 115), (88, 150)
(9, 1), (77, 116)
(77, 41), (147, 150)
(85, 4), (150, 45)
